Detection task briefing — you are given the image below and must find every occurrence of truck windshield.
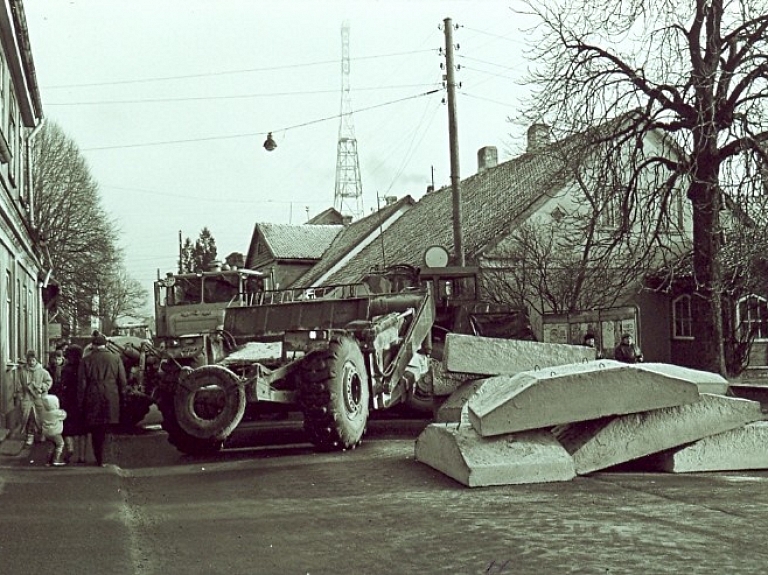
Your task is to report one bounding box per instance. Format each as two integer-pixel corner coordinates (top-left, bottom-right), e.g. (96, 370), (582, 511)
(164, 274), (240, 306)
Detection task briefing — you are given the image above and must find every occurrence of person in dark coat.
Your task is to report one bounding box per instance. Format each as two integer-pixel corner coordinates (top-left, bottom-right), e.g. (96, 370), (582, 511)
(613, 333), (644, 363)
(58, 344), (87, 463)
(78, 333), (126, 466)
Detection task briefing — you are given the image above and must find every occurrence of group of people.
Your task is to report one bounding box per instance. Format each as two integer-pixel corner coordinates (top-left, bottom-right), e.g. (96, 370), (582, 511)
(14, 331), (127, 467)
(582, 332), (644, 363)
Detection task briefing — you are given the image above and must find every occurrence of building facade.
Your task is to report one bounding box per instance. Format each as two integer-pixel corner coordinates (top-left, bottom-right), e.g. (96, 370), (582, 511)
(0, 0), (45, 432)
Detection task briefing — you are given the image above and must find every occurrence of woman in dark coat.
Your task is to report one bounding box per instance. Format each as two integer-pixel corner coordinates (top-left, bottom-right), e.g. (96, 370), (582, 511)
(58, 344), (87, 463)
(78, 333), (126, 466)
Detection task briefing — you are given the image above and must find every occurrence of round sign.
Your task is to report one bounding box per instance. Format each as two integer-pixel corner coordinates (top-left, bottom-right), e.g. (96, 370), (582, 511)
(423, 245), (450, 268)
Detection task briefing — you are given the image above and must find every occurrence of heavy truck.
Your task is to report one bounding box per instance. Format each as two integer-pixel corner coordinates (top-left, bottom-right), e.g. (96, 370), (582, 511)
(155, 263), (534, 455)
(96, 265), (269, 431)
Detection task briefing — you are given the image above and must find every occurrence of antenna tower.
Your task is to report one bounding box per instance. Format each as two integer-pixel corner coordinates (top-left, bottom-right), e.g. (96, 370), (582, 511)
(334, 21), (364, 220)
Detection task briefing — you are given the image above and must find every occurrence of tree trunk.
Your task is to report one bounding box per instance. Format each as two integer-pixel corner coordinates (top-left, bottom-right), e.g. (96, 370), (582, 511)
(688, 145), (727, 375)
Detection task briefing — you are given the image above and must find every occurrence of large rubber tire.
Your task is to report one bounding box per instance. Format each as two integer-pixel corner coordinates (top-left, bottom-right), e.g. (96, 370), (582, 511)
(299, 336), (370, 451)
(173, 365), (246, 441)
(157, 394), (224, 456)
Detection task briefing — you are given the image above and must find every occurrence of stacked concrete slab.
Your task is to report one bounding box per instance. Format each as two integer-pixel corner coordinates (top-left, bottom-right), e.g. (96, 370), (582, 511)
(415, 334), (762, 487)
(443, 333), (596, 376)
(466, 361), (700, 436)
(629, 420), (768, 473)
(553, 394), (763, 474)
(415, 424), (575, 487)
(434, 335), (597, 424)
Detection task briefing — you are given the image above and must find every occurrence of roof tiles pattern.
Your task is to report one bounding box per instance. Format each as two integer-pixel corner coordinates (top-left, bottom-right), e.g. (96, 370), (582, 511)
(320, 148), (573, 285)
(260, 223), (342, 260)
(294, 197), (414, 287)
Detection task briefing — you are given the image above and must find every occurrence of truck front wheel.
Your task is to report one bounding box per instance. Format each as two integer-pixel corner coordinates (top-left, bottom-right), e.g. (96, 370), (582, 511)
(157, 393), (224, 456)
(299, 336), (370, 451)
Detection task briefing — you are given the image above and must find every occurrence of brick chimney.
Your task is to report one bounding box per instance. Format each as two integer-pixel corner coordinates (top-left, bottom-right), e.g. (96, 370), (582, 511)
(527, 123), (551, 153)
(477, 146), (498, 174)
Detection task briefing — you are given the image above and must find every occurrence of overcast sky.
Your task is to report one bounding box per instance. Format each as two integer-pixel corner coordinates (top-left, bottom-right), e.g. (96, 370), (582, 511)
(24, 1), (538, 303)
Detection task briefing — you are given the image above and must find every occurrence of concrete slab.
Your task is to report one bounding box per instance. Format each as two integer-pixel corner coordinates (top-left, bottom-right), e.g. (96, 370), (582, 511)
(444, 333), (595, 376)
(467, 360), (700, 437)
(415, 423), (575, 487)
(434, 379), (486, 423)
(631, 363), (729, 395)
(635, 421), (768, 473)
(554, 394), (764, 475)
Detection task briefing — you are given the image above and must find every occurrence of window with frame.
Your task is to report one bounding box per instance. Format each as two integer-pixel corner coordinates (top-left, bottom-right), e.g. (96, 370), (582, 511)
(737, 295), (768, 341)
(672, 294), (693, 339)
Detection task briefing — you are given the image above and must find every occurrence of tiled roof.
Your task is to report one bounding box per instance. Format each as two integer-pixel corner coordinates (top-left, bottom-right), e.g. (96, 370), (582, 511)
(292, 196), (414, 287)
(319, 145), (575, 285)
(259, 223), (343, 260)
(307, 207), (344, 225)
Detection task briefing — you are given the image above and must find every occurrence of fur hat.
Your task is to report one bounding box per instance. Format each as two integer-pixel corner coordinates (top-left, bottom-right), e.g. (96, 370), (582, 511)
(92, 333), (108, 347)
(25, 349), (36, 360)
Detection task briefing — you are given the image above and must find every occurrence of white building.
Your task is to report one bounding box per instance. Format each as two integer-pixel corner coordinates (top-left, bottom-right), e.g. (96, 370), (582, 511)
(0, 0), (45, 432)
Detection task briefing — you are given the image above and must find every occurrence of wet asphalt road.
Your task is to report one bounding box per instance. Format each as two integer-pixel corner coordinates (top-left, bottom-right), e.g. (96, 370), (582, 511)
(2, 414), (768, 575)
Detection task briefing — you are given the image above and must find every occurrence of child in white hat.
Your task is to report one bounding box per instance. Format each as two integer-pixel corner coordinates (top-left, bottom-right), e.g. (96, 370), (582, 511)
(41, 393), (67, 466)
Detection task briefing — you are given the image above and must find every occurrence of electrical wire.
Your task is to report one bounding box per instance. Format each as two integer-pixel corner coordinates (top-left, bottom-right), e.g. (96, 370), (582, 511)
(45, 83), (442, 106)
(81, 89), (441, 151)
(42, 49), (436, 89)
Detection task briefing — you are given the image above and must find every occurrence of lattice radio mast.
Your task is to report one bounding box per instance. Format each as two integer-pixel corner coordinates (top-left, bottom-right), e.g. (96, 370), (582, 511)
(334, 21), (364, 220)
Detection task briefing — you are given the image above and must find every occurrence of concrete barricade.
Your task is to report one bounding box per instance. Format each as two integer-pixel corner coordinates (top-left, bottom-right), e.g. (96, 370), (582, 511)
(434, 380), (486, 423)
(635, 421), (768, 473)
(467, 360), (700, 437)
(553, 394), (764, 475)
(444, 333), (595, 376)
(415, 423), (576, 487)
(630, 363), (729, 395)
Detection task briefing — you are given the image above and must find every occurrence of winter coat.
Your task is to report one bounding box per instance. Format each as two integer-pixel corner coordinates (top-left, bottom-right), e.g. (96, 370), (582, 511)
(78, 347), (126, 426)
(15, 362), (53, 410)
(41, 394), (67, 437)
(614, 342), (644, 363)
(59, 357), (86, 436)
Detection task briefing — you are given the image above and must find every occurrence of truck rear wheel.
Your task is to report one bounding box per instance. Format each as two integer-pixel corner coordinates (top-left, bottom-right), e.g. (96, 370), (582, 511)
(174, 365), (246, 441)
(299, 336), (370, 451)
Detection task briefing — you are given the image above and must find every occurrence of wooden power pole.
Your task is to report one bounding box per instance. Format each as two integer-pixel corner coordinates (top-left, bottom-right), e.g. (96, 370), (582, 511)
(443, 17), (464, 266)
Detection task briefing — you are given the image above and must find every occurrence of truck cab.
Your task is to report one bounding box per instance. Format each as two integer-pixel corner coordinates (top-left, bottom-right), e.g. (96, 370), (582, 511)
(154, 267), (267, 368)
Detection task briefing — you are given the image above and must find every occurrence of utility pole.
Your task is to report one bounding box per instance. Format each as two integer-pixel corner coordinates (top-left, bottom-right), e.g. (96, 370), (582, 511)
(443, 17), (464, 266)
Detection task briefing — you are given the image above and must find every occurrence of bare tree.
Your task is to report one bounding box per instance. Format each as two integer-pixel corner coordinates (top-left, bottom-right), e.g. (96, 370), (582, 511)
(98, 268), (149, 335)
(32, 121), (131, 335)
(485, 128), (690, 317)
(519, 0), (768, 374)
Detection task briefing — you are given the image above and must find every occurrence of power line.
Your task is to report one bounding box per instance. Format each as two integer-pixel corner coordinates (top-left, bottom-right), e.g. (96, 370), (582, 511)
(42, 49), (435, 89)
(81, 89), (440, 151)
(45, 83), (441, 106)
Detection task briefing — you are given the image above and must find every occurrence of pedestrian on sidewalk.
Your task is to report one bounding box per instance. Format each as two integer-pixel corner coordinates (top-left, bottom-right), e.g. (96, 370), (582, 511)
(59, 344), (87, 463)
(47, 348), (65, 390)
(14, 349), (53, 447)
(78, 333), (126, 466)
(41, 393), (67, 466)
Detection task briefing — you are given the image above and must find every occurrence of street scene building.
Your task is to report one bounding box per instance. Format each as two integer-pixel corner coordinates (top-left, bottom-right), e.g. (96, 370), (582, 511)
(0, 0), (45, 432)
